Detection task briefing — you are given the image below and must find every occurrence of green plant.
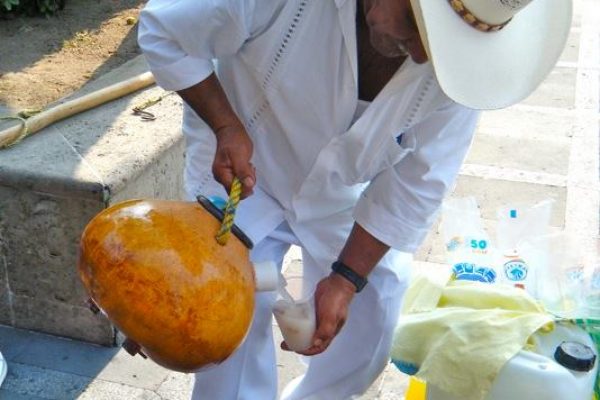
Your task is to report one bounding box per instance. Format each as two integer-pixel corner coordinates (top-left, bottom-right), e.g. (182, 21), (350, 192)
(1, 0), (20, 11)
(0, 0), (66, 16)
(35, 0), (64, 15)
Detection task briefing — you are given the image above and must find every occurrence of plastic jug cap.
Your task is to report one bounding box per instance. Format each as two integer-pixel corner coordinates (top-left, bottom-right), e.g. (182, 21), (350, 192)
(554, 341), (596, 372)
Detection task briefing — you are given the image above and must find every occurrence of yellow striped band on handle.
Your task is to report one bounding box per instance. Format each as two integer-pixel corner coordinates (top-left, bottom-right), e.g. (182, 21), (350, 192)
(215, 177), (242, 245)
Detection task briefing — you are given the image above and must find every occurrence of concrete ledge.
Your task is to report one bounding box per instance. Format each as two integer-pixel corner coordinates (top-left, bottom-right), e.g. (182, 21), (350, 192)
(0, 56), (185, 345)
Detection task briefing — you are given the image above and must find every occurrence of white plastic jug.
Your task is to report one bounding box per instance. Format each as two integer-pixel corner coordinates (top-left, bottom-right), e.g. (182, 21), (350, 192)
(427, 323), (597, 400)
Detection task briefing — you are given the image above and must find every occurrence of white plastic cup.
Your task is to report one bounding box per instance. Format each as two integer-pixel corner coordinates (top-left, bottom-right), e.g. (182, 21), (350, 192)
(533, 233), (584, 317)
(273, 276), (316, 352)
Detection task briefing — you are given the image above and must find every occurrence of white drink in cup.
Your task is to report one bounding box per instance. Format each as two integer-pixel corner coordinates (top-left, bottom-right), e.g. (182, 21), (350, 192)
(273, 276), (316, 352)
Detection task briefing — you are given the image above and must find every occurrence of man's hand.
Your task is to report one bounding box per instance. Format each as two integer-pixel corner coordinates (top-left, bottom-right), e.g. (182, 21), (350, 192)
(177, 74), (256, 198)
(281, 273), (356, 355)
(280, 223), (391, 355)
(213, 124), (256, 198)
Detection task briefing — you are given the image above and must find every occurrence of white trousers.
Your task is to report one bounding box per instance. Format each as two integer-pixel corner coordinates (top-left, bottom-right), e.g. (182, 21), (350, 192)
(191, 222), (411, 400)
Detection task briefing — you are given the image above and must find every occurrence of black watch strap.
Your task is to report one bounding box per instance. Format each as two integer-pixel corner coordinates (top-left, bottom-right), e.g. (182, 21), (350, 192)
(331, 261), (368, 293)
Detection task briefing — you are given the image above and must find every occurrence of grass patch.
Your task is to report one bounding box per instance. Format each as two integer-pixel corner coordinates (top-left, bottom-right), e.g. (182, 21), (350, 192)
(62, 30), (96, 49)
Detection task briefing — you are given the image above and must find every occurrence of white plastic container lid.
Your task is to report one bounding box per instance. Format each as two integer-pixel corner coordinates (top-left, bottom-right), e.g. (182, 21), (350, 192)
(253, 261), (279, 292)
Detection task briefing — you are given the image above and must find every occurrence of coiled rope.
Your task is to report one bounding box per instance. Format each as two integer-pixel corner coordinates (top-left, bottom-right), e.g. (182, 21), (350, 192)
(215, 177), (242, 245)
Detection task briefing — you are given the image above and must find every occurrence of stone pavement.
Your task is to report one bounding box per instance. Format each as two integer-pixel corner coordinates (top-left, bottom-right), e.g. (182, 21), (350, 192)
(0, 0), (598, 398)
(0, 248), (413, 400)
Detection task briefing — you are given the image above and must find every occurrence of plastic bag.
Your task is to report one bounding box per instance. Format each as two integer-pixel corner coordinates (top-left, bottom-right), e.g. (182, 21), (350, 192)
(528, 232), (585, 317)
(441, 197), (496, 283)
(495, 199), (554, 292)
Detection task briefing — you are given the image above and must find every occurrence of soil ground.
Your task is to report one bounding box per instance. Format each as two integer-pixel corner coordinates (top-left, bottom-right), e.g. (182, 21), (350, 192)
(0, 0), (145, 112)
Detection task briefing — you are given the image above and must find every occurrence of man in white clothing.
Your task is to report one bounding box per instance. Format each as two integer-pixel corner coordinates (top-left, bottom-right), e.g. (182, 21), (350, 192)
(138, 0), (571, 398)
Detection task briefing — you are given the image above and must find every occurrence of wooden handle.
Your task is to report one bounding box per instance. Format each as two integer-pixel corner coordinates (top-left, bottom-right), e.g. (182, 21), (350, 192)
(0, 71), (156, 149)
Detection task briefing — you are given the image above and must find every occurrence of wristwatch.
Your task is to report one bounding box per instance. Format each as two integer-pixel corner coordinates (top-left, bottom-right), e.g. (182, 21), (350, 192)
(331, 261), (368, 293)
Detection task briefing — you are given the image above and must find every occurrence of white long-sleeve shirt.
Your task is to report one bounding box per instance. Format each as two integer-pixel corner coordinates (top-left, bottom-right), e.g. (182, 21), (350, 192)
(138, 0), (480, 255)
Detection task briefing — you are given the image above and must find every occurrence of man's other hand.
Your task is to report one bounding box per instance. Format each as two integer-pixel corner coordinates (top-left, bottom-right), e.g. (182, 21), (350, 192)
(281, 273), (355, 355)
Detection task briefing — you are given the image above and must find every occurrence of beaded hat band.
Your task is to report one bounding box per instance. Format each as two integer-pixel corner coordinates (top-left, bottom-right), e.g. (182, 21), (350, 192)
(448, 0), (512, 32)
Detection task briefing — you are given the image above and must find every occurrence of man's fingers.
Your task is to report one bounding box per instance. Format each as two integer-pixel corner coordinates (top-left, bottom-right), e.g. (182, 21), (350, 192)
(315, 325), (336, 345)
(212, 125), (255, 197)
(242, 176), (254, 188)
(334, 318), (346, 335)
(282, 318), (338, 355)
(318, 308), (340, 337)
(239, 175), (255, 198)
(233, 162), (256, 198)
(308, 316), (338, 351)
(212, 166), (234, 190)
(212, 163), (256, 198)
(281, 340), (324, 355)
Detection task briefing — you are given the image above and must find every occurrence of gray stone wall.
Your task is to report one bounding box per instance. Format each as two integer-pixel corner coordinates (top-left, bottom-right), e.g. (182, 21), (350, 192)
(0, 56), (185, 345)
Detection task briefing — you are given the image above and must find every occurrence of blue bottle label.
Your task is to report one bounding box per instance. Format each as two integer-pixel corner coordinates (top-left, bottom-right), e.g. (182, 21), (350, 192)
(453, 262), (497, 283)
(503, 258), (528, 282)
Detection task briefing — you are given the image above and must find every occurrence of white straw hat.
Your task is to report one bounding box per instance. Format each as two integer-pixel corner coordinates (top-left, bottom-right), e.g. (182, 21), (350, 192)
(410, 0), (573, 110)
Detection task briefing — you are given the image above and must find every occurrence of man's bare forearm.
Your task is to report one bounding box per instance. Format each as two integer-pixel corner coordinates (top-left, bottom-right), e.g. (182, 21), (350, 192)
(177, 73), (244, 134)
(178, 74), (256, 197)
(337, 223), (390, 278)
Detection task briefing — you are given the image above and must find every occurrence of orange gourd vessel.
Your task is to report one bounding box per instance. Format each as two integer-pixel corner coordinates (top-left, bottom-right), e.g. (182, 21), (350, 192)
(77, 197), (255, 372)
